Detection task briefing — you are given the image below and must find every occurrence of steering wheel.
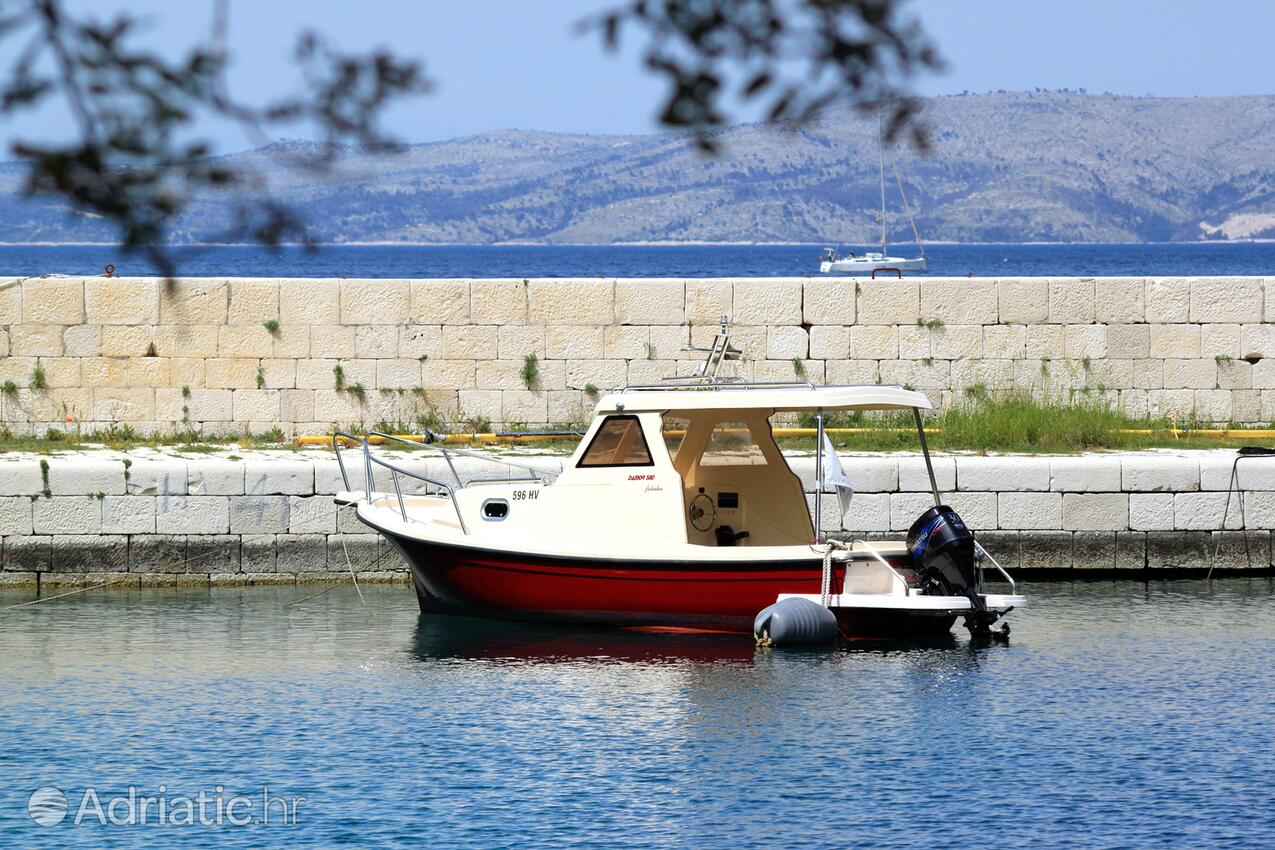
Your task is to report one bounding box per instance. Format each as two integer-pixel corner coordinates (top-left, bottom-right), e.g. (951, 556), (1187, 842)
(688, 493), (716, 532)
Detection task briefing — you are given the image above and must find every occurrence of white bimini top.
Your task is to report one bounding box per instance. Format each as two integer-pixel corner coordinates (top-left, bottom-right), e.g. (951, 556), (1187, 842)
(596, 384), (932, 415)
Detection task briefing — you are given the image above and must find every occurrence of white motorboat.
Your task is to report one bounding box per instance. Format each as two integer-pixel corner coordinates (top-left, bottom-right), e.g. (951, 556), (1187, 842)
(333, 322), (1023, 641)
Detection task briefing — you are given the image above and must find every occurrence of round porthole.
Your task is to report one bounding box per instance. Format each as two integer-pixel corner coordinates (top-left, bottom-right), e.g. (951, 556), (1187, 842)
(481, 499), (509, 521)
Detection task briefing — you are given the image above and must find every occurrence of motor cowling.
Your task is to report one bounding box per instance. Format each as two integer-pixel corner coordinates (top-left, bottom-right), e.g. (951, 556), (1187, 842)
(906, 505), (977, 594)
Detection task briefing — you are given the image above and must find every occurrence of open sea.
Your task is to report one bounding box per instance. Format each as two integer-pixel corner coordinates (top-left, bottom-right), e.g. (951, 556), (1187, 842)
(1, 580), (1272, 849)
(1, 242), (1273, 278)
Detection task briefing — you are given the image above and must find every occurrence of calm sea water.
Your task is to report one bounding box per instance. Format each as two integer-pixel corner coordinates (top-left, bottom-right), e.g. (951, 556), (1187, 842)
(2, 580), (1272, 849)
(2, 242), (1274, 278)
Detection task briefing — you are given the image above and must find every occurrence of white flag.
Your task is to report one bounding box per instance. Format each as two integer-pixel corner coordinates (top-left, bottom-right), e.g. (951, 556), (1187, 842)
(821, 432), (854, 517)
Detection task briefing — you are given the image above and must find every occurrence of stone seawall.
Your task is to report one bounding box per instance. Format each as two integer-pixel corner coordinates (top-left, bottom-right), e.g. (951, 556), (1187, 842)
(1, 275), (1274, 434)
(1, 449), (1272, 588)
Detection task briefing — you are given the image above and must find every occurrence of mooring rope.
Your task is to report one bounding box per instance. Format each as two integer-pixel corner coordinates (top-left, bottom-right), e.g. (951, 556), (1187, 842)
(819, 539), (851, 607)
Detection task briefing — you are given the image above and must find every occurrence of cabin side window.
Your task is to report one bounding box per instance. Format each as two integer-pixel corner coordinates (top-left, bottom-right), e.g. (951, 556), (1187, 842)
(699, 421), (767, 466)
(577, 415), (654, 467)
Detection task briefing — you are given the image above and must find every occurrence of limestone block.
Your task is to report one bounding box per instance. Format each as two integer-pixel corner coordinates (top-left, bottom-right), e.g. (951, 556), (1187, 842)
(845, 457), (898, 492)
(896, 325), (928, 359)
(878, 358), (949, 390)
(50, 535), (128, 572)
(624, 359), (678, 385)
(1193, 389), (1233, 423)
(245, 460), (313, 495)
(1209, 530), (1271, 570)
(849, 325), (898, 359)
(288, 495), (336, 533)
(410, 280), (470, 324)
(1239, 324), (1275, 361)
(1106, 324), (1149, 359)
(227, 279), (279, 324)
(1064, 325), (1107, 359)
(233, 389), (281, 422)
(957, 457), (1050, 492)
(1049, 456), (1122, 492)
(346, 325), (388, 361)
(1216, 360), (1252, 390)
(1147, 389), (1194, 418)
(767, 326), (808, 359)
(457, 389), (502, 423)
(374, 358), (421, 389)
(566, 359), (627, 391)
(11, 325), (64, 356)
(950, 359), (1016, 390)
(295, 359), (338, 390)
(279, 389), (315, 423)
(943, 492), (997, 529)
(85, 278), (159, 324)
(161, 279), (228, 324)
(982, 325), (1024, 359)
(1131, 359), (1164, 389)
(1025, 325), (1064, 359)
(1242, 492), (1275, 528)
(0, 497), (33, 534)
(545, 325), (604, 360)
(1232, 389), (1260, 422)
(1094, 278), (1146, 323)
(101, 496), (156, 533)
(755, 359), (816, 384)
(842, 493), (889, 531)
(312, 389), (367, 423)
(547, 389), (590, 424)
(733, 279), (802, 325)
(258, 358), (296, 389)
(125, 459), (187, 495)
(98, 326), (150, 358)
(312, 460), (347, 496)
(998, 492), (1062, 529)
(205, 358), (260, 389)
(1062, 493), (1129, 531)
(47, 458), (126, 495)
(186, 534), (241, 574)
(809, 326), (848, 360)
(528, 280), (613, 325)
(32, 496), (102, 534)
(23, 277), (85, 324)
(471, 280), (527, 324)
(4, 535), (50, 571)
(272, 325), (310, 359)
(1174, 492), (1242, 530)
(276, 534), (329, 573)
(1190, 277), (1262, 323)
(898, 456), (955, 492)
(615, 280), (684, 325)
(155, 496), (230, 534)
(0, 354), (33, 384)
(477, 360), (527, 391)
(857, 280), (919, 325)
(61, 325), (101, 357)
(997, 279), (1047, 324)
(1048, 279), (1095, 323)
(1121, 455), (1199, 492)
(421, 359), (476, 389)
(921, 279), (997, 325)
(240, 534), (277, 572)
(500, 390), (548, 424)
(802, 279), (855, 325)
(1196, 324), (1239, 360)
(37, 358), (80, 390)
(152, 325), (219, 358)
(156, 388), (232, 422)
(1147, 278), (1190, 322)
(442, 325), (498, 360)
(499, 325), (548, 359)
(650, 326), (691, 360)
(218, 325), (274, 358)
(1128, 492), (1174, 531)
(1162, 359), (1216, 390)
(280, 281), (339, 324)
(685, 280), (733, 324)
(124, 357), (168, 388)
(889, 492), (936, 530)
(929, 325), (982, 360)
(1072, 532), (1117, 569)
(398, 325), (444, 361)
(340, 279), (410, 324)
(1017, 531), (1072, 569)
(0, 280), (20, 323)
(188, 459), (245, 495)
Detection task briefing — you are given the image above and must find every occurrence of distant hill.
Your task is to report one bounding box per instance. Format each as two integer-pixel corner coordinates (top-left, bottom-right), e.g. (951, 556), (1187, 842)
(2, 92), (1275, 244)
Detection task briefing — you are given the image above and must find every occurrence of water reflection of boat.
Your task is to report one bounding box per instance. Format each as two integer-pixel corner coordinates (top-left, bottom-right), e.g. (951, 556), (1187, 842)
(338, 322), (1024, 640)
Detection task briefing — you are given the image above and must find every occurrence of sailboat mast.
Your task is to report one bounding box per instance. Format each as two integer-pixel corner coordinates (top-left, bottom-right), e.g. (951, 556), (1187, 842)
(877, 118), (887, 253)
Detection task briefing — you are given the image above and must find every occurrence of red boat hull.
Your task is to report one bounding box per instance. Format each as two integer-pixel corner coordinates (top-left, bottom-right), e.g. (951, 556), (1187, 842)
(380, 528), (957, 637)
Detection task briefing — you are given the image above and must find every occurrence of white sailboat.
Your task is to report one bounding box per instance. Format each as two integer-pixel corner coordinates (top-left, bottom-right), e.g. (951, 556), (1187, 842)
(820, 125), (927, 275)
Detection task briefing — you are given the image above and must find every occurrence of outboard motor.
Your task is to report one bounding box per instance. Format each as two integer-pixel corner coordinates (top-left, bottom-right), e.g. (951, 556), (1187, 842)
(907, 505), (1005, 638)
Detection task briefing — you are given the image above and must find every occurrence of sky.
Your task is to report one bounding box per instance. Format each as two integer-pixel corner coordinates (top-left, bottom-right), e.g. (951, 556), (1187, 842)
(5, 0), (1275, 152)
